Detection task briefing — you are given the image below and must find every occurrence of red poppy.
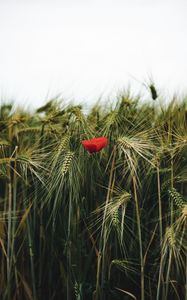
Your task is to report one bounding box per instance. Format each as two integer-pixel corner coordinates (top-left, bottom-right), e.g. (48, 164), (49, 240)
(81, 137), (108, 153)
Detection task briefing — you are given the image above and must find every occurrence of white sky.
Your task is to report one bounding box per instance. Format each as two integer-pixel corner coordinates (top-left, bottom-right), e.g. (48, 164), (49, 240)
(0, 0), (187, 108)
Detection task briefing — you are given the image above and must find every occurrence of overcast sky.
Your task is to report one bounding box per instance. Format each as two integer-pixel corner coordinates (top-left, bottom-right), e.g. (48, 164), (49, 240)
(0, 0), (187, 108)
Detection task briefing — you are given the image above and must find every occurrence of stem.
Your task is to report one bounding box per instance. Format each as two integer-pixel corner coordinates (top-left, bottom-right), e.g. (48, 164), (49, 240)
(133, 176), (144, 300)
(7, 169), (12, 300)
(11, 147), (20, 298)
(157, 165), (163, 244)
(67, 189), (73, 300)
(165, 251), (172, 299)
(38, 123), (45, 297)
(155, 163), (163, 300)
(165, 152), (174, 299)
(95, 147), (116, 300)
(156, 253), (164, 300)
(22, 185), (37, 300)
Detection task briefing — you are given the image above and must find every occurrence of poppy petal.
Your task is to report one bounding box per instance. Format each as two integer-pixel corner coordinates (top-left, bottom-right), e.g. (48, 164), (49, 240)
(81, 137), (108, 153)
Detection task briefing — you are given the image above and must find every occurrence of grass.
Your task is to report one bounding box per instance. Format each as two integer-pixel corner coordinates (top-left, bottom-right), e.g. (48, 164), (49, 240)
(0, 91), (187, 299)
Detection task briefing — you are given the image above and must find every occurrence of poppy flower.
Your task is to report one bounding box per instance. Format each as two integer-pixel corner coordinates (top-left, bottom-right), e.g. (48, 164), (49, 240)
(81, 137), (108, 153)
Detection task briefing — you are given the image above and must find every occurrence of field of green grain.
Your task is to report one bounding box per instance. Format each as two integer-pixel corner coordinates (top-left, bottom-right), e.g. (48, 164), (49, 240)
(0, 91), (187, 299)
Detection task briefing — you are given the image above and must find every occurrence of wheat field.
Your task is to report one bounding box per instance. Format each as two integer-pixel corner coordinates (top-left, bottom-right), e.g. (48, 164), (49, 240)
(0, 91), (187, 299)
